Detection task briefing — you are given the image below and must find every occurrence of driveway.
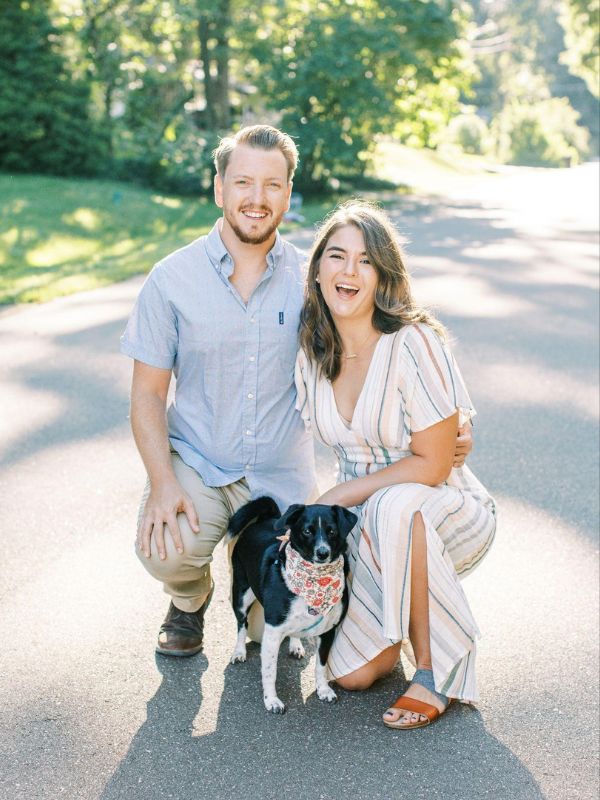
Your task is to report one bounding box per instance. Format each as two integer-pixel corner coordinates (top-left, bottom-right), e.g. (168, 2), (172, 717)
(0, 164), (598, 800)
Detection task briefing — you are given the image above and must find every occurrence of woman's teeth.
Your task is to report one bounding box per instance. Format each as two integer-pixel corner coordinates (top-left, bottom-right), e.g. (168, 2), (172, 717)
(336, 283), (359, 298)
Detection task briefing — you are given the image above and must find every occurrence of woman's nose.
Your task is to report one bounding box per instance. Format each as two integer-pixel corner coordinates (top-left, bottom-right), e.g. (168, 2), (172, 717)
(342, 257), (358, 276)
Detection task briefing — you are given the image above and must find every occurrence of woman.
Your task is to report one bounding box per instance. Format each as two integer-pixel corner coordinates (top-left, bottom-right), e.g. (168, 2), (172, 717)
(295, 201), (496, 729)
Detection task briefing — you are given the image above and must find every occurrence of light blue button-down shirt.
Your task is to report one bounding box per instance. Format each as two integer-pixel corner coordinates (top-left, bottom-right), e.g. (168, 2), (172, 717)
(120, 223), (316, 511)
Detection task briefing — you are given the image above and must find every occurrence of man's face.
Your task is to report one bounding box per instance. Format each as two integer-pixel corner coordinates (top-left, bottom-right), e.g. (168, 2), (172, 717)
(215, 144), (292, 245)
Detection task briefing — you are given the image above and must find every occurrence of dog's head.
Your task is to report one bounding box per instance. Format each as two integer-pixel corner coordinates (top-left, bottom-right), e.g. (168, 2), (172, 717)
(274, 504), (358, 564)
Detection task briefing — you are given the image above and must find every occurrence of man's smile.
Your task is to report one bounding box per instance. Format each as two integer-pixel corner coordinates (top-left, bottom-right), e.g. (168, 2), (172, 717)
(241, 208), (269, 220)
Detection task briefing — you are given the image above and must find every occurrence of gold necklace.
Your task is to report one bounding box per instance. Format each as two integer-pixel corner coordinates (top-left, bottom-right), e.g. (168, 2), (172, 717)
(342, 330), (380, 359)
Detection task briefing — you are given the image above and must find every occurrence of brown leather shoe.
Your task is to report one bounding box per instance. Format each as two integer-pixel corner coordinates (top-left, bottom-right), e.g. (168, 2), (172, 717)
(155, 585), (214, 657)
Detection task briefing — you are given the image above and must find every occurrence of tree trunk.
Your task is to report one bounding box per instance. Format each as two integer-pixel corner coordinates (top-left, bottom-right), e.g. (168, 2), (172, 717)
(213, 0), (230, 129)
(198, 11), (216, 129)
(198, 1), (230, 131)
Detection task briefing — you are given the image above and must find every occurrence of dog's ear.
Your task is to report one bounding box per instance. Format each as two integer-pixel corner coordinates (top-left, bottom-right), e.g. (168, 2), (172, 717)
(274, 504), (306, 531)
(332, 505), (358, 538)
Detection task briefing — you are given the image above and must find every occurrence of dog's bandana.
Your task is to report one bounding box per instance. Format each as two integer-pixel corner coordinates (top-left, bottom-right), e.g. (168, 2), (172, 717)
(283, 544), (344, 616)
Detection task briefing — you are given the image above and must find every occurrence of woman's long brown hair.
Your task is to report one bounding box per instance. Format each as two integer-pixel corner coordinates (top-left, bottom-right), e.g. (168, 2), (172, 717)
(299, 200), (445, 381)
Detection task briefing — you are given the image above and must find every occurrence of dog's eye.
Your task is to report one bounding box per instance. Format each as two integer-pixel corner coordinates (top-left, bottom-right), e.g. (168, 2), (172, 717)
(302, 526), (315, 537)
(326, 526), (335, 535)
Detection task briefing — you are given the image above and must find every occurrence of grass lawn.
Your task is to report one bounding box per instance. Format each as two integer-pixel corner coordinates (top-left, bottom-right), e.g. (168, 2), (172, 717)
(0, 145), (495, 305)
(0, 174), (337, 305)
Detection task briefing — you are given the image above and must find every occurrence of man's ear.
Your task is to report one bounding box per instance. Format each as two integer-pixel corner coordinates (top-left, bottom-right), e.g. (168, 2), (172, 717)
(332, 505), (358, 538)
(214, 173), (224, 208)
(274, 504), (305, 531)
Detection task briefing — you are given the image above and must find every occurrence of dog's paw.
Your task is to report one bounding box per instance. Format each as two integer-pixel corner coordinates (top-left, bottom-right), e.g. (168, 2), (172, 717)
(317, 684), (338, 703)
(264, 696), (286, 714)
(288, 638), (305, 659)
(230, 649), (247, 664)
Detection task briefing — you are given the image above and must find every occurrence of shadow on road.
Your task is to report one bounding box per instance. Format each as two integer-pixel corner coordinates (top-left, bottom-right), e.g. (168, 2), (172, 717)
(100, 650), (546, 800)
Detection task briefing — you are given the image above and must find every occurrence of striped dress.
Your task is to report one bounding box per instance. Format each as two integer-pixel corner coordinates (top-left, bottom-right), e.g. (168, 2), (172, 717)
(294, 324), (496, 702)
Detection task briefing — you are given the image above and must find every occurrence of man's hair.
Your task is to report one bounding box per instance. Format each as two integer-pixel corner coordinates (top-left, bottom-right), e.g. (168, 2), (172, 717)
(213, 125), (298, 181)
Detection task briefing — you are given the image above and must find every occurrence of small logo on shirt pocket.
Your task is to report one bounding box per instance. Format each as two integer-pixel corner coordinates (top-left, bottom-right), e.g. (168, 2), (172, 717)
(279, 312), (284, 325)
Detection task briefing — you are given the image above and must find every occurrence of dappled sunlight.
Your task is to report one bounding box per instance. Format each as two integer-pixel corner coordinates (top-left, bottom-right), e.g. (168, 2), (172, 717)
(61, 207), (103, 231)
(414, 270), (537, 317)
(0, 382), (67, 454)
(27, 234), (99, 267)
(474, 361), (598, 420)
(151, 195), (183, 208)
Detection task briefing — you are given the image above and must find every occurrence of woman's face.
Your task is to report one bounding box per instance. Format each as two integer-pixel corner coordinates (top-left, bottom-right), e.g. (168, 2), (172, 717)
(317, 224), (379, 323)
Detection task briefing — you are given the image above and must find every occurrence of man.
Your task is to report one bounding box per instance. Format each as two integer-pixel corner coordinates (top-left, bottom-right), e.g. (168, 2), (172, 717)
(121, 124), (472, 658)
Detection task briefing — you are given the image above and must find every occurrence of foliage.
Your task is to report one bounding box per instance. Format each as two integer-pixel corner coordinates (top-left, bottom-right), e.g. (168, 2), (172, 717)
(0, 0), (107, 176)
(491, 96), (589, 166)
(446, 113), (490, 154)
(467, 0), (598, 147)
(242, 0), (471, 191)
(559, 0), (600, 97)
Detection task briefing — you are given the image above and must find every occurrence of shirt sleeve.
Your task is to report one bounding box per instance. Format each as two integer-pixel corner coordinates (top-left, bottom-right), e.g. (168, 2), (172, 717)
(400, 324), (475, 437)
(119, 266), (178, 369)
(294, 348), (312, 430)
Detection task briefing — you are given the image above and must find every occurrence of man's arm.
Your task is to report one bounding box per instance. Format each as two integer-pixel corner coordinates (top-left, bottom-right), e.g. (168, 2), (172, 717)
(131, 360), (199, 560)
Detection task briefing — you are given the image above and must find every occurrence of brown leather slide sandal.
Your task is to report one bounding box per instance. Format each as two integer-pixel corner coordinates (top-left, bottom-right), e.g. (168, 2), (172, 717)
(383, 695), (445, 730)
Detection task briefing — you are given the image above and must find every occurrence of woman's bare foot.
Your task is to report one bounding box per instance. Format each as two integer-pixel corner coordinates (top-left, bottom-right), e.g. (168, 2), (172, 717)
(383, 681), (447, 726)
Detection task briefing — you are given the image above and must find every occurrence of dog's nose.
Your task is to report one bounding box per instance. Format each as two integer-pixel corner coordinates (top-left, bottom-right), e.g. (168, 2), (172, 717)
(315, 546), (331, 562)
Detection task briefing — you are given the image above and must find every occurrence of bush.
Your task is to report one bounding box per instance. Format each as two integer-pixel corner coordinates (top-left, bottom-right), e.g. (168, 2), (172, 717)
(446, 114), (490, 155)
(0, 0), (108, 176)
(492, 98), (589, 167)
(113, 121), (220, 196)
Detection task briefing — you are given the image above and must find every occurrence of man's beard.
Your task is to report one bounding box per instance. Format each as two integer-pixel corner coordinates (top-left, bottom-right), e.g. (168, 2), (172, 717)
(225, 207), (284, 245)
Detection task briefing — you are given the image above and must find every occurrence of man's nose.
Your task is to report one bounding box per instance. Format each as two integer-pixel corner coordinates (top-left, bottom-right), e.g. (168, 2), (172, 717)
(250, 183), (267, 205)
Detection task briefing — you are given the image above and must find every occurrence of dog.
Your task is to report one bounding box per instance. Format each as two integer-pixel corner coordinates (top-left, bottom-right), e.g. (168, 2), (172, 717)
(227, 496), (357, 713)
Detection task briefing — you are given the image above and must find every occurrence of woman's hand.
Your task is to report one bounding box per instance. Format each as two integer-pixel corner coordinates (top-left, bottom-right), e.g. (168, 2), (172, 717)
(453, 422), (473, 468)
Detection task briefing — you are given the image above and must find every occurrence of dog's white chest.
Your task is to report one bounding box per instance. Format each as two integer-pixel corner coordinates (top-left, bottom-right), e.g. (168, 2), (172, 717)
(282, 596), (343, 639)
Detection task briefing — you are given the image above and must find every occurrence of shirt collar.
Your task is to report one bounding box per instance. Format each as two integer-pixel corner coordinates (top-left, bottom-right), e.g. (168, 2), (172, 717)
(205, 220), (284, 279)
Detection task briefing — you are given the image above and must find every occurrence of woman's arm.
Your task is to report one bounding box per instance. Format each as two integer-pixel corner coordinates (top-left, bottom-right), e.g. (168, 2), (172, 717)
(317, 412), (459, 508)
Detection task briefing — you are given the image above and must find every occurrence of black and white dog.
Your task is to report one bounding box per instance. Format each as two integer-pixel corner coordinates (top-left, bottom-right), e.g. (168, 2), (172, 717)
(227, 496), (357, 713)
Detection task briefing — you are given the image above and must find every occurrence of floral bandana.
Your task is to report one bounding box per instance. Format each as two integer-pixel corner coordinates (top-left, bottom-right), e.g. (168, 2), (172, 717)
(283, 543), (345, 616)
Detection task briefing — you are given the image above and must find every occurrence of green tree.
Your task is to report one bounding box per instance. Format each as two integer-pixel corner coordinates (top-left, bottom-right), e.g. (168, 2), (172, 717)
(0, 0), (106, 175)
(243, 0), (470, 190)
(560, 0), (600, 96)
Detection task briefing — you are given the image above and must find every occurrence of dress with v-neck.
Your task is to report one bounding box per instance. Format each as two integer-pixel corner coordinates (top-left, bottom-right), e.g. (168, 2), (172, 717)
(294, 323), (496, 702)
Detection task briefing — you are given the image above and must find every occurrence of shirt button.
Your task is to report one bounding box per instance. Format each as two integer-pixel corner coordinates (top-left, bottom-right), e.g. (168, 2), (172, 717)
(250, 317), (255, 323)
(245, 464), (250, 469)
(245, 429), (252, 436)
(249, 356), (255, 362)
(247, 393), (254, 399)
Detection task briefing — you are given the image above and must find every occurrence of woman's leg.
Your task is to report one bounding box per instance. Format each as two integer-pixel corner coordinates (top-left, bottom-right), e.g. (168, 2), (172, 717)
(383, 511), (446, 725)
(336, 512), (446, 724)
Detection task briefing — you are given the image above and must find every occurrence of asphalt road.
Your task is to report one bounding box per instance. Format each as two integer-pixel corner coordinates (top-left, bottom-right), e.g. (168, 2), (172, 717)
(0, 164), (598, 800)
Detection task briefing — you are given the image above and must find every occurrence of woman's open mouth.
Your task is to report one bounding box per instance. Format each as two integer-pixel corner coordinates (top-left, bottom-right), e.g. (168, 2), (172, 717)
(336, 283), (359, 299)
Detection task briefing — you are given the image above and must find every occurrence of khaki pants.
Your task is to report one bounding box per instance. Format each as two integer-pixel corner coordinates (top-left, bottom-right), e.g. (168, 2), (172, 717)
(136, 452), (265, 640)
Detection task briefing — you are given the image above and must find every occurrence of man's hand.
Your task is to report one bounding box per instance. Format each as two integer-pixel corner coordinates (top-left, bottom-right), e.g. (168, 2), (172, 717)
(137, 478), (200, 560)
(453, 422), (473, 468)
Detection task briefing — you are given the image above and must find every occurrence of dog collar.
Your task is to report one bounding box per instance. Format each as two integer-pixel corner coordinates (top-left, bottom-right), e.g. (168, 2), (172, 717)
(283, 544), (344, 616)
